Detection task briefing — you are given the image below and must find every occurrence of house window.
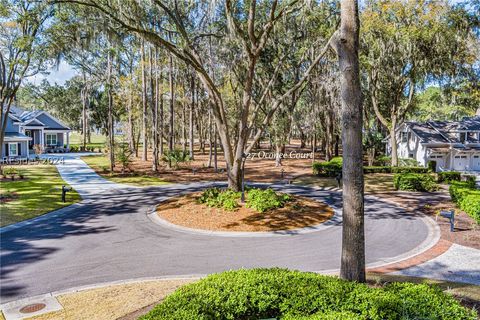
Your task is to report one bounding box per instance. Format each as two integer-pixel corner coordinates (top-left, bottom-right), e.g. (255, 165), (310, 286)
(401, 132), (408, 143)
(46, 133), (57, 146)
(409, 153), (414, 158)
(8, 143), (18, 156)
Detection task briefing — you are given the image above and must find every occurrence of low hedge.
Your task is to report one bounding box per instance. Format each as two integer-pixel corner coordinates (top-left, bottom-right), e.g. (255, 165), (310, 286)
(437, 171), (461, 183)
(449, 182), (480, 224)
(393, 173), (438, 192)
(364, 166), (429, 174)
(140, 268), (476, 320)
(314, 162), (429, 176)
(312, 157), (343, 177)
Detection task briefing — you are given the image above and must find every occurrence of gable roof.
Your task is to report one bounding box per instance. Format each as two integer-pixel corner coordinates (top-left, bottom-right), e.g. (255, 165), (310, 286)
(405, 116), (480, 144)
(7, 105), (70, 130)
(407, 122), (450, 144)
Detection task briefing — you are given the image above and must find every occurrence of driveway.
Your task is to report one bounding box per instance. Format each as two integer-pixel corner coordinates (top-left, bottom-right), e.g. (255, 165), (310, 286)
(0, 180), (435, 303)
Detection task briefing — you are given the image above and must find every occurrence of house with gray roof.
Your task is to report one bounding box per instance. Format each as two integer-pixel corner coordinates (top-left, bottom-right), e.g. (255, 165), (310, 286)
(385, 114), (480, 172)
(2, 106), (71, 159)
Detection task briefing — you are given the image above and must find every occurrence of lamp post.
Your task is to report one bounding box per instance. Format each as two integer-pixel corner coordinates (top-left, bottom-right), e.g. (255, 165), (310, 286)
(241, 153), (247, 203)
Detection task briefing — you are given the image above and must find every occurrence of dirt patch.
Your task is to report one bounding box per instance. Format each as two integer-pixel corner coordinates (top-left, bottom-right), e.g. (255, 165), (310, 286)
(157, 192), (334, 232)
(26, 279), (196, 320)
(90, 142), (317, 184)
(374, 191), (480, 250)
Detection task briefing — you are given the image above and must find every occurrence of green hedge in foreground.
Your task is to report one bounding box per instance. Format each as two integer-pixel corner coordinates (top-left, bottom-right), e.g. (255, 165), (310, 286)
(140, 268), (476, 320)
(449, 181), (480, 224)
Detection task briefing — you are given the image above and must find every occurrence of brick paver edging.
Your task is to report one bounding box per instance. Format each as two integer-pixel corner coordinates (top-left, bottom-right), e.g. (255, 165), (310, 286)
(368, 239), (452, 273)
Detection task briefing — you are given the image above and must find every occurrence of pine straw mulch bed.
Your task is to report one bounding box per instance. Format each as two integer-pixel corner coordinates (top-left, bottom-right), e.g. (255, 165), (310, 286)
(156, 192), (334, 232)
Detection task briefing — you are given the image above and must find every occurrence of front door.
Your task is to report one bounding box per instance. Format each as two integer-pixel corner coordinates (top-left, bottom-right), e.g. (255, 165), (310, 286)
(25, 130), (34, 148)
(453, 154), (469, 171)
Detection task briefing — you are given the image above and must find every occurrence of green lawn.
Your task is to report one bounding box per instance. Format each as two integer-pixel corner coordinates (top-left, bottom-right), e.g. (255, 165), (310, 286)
(0, 165), (81, 227)
(81, 155), (169, 187)
(294, 173), (395, 193)
(69, 131), (106, 149)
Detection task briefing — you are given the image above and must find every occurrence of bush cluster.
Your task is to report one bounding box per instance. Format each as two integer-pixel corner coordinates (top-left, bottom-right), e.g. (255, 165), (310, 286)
(198, 187), (292, 212)
(140, 268), (477, 320)
(312, 157), (342, 177)
(393, 173), (438, 192)
(246, 188), (292, 213)
(449, 182), (480, 224)
(162, 149), (191, 169)
(373, 156), (419, 167)
(437, 171), (461, 183)
(198, 187), (241, 211)
(363, 166), (430, 174)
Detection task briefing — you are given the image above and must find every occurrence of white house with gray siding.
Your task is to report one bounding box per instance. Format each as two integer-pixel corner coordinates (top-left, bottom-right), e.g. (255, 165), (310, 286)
(2, 106), (71, 159)
(385, 114), (480, 172)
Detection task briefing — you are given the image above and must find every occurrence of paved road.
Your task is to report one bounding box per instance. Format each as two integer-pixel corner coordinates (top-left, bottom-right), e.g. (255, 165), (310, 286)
(0, 180), (433, 303)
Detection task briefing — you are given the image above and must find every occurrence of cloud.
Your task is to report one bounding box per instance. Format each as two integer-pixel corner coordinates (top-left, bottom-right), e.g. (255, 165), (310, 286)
(28, 61), (78, 86)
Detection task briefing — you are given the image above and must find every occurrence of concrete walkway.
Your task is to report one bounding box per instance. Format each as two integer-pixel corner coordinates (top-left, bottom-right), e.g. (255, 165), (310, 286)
(393, 244), (480, 285)
(41, 153), (136, 198)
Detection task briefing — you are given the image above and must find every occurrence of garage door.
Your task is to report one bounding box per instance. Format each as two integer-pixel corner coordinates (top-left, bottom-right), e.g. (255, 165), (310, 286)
(471, 154), (480, 171)
(453, 155), (469, 171)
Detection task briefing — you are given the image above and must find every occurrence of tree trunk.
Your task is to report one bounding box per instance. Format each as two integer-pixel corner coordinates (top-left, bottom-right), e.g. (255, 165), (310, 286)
(390, 117), (399, 166)
(141, 42), (148, 161)
(107, 45), (115, 172)
(168, 53), (175, 153)
(189, 76), (195, 160)
(336, 0), (365, 283)
(150, 47), (159, 172)
(182, 102), (187, 153)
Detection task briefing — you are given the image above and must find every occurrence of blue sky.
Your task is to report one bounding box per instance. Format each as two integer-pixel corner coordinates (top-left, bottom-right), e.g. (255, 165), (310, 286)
(28, 61), (77, 86)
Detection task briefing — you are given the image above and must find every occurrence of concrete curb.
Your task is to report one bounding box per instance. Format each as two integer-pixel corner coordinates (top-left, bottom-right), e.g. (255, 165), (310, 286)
(147, 184), (343, 238)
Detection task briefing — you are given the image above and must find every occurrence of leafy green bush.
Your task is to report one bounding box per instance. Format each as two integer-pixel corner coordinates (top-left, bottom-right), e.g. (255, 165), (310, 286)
(198, 187), (240, 211)
(363, 166), (391, 174)
(437, 171), (461, 184)
(115, 143), (133, 173)
(246, 188), (292, 213)
(140, 268), (477, 320)
(374, 155), (391, 166)
(393, 173), (438, 192)
(312, 157), (342, 177)
(427, 160), (437, 172)
(162, 149), (191, 169)
(390, 166), (429, 174)
(449, 182), (480, 223)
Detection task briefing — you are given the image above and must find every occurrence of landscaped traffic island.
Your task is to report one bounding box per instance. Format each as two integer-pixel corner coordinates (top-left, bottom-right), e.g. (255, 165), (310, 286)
(140, 268), (477, 320)
(156, 187), (334, 232)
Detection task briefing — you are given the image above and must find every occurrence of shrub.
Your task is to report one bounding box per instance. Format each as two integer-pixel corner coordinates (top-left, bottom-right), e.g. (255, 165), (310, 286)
(140, 268), (477, 320)
(374, 155), (391, 166)
(449, 182), (480, 223)
(246, 188), (292, 213)
(115, 143), (133, 173)
(437, 171), (461, 184)
(393, 173), (438, 192)
(162, 149), (191, 169)
(198, 188), (240, 211)
(398, 158), (419, 167)
(391, 166), (429, 174)
(312, 157), (342, 177)
(427, 160), (437, 172)
(363, 166), (391, 174)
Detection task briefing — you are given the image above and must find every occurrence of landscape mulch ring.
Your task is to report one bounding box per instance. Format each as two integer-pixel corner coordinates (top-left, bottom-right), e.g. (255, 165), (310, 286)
(157, 192), (334, 232)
